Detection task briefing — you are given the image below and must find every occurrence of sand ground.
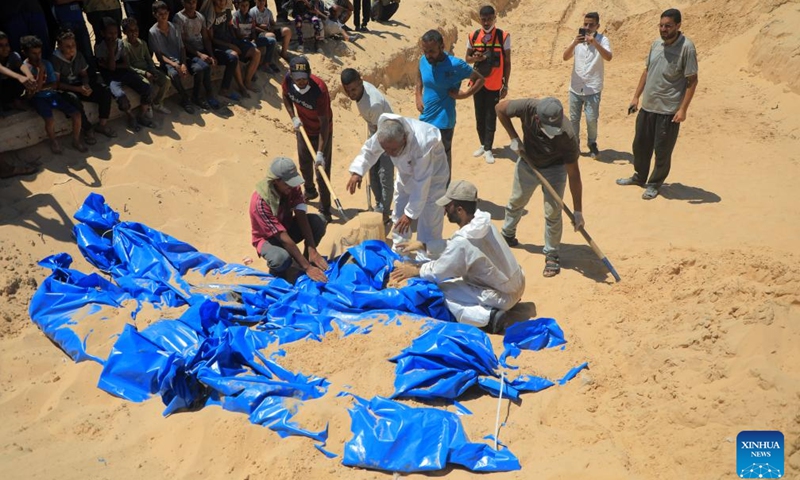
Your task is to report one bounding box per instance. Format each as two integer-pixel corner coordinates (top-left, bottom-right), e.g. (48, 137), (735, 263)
(1, 0), (800, 478)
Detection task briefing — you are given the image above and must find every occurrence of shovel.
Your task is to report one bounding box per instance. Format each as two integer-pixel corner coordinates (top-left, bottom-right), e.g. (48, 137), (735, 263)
(518, 150), (621, 282)
(298, 124), (350, 222)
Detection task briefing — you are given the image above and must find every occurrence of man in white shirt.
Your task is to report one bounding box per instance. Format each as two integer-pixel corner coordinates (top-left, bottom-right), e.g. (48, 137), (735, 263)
(341, 68), (395, 225)
(562, 11), (612, 158)
(389, 180), (525, 334)
(346, 114), (449, 250)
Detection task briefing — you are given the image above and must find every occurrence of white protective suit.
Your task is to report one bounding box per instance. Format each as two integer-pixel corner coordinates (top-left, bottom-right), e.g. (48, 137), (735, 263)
(420, 210), (526, 327)
(348, 113), (449, 247)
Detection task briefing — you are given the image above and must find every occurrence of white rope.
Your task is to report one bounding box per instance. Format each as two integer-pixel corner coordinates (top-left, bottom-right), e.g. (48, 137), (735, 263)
(493, 370), (505, 450)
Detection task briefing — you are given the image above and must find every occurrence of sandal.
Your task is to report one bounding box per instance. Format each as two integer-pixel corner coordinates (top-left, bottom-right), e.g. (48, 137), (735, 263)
(73, 140), (88, 153)
(82, 130), (97, 145)
(94, 124), (117, 138)
(543, 255), (560, 278)
(642, 185), (659, 200)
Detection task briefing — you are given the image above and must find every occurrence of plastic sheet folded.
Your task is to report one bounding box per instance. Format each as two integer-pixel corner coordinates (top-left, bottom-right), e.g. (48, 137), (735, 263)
(342, 395), (520, 473)
(390, 322), (498, 400)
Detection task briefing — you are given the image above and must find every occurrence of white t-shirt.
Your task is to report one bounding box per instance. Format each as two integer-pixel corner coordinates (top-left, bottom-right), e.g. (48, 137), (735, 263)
(174, 10), (207, 53)
(249, 5), (274, 26)
(569, 33), (611, 96)
(356, 81), (394, 135)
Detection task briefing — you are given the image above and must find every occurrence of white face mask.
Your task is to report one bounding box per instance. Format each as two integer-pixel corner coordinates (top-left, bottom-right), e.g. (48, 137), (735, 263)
(293, 82), (311, 94)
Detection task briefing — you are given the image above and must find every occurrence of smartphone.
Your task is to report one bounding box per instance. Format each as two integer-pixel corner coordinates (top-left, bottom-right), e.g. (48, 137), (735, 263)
(578, 28), (588, 36)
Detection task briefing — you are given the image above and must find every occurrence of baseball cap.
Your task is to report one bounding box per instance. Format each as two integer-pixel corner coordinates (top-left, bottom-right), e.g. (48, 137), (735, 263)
(290, 56), (311, 80)
(270, 157), (304, 187)
(537, 97), (564, 138)
(435, 180), (479, 206)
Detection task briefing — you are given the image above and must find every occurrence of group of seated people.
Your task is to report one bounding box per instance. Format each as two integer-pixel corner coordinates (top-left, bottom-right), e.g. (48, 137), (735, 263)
(0, 0), (402, 155)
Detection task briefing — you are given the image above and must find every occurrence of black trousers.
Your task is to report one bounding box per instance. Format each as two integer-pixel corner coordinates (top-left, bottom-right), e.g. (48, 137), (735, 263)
(473, 87), (500, 151)
(354, 0), (371, 27)
(438, 127), (454, 183)
(632, 109), (681, 186)
(61, 80), (113, 127)
(296, 129), (333, 213)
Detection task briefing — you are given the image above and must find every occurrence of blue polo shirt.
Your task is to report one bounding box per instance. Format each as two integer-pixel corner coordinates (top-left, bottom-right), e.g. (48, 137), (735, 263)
(418, 54), (473, 129)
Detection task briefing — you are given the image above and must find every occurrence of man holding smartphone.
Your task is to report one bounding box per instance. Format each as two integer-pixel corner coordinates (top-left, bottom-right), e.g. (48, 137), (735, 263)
(563, 12), (612, 159)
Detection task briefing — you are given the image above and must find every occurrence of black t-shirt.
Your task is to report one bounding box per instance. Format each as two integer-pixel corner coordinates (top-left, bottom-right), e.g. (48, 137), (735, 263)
(506, 98), (580, 168)
(211, 9), (236, 44)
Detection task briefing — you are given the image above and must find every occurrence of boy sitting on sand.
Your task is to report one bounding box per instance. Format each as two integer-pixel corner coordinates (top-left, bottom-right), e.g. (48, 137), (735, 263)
(52, 30), (117, 145)
(250, 0), (292, 64)
(151, 0), (221, 112)
(209, 0), (261, 99)
(233, 0), (278, 73)
(122, 17), (171, 116)
(20, 35), (87, 154)
(95, 17), (155, 131)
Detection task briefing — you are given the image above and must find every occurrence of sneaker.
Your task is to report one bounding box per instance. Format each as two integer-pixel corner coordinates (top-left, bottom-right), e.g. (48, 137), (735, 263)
(472, 146), (485, 157)
(588, 142), (599, 158)
(502, 234), (518, 247)
(616, 176), (643, 186)
(153, 104), (171, 114)
(144, 108), (154, 120)
(360, 24), (369, 32)
(486, 308), (506, 335)
(305, 188), (319, 201)
(484, 150), (495, 164)
(296, 44), (304, 53)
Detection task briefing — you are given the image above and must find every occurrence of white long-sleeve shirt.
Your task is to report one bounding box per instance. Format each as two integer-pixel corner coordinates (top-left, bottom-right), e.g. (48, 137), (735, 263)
(420, 210), (525, 301)
(348, 113), (449, 220)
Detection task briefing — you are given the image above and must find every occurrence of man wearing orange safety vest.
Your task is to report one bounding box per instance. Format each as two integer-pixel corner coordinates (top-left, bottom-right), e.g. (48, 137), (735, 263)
(465, 5), (510, 165)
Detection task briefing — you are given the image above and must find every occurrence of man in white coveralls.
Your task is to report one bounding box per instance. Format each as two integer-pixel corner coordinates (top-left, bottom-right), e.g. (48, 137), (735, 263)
(389, 180), (525, 334)
(346, 113), (449, 249)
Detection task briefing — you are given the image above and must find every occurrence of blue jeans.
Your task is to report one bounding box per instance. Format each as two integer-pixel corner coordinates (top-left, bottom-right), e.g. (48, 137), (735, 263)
(502, 160), (567, 258)
(569, 90), (601, 146)
(256, 34), (277, 65)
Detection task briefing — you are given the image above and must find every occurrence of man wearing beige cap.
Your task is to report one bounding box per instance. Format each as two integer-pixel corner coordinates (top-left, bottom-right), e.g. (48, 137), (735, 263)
(249, 157), (329, 283)
(390, 180), (525, 334)
(496, 96), (585, 278)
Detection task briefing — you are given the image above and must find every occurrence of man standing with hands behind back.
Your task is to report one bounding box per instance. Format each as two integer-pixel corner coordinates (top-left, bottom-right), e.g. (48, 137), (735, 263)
(563, 11), (612, 159)
(617, 8), (698, 200)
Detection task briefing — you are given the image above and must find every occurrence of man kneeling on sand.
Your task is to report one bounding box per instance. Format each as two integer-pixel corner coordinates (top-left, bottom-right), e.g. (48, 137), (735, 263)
(389, 180), (525, 334)
(249, 157), (329, 283)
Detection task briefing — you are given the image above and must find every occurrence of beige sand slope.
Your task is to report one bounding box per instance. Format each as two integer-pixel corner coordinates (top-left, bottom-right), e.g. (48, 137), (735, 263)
(2, 0), (800, 478)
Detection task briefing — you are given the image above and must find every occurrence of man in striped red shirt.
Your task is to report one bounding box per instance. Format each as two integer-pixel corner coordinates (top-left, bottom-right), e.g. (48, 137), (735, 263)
(249, 156), (329, 282)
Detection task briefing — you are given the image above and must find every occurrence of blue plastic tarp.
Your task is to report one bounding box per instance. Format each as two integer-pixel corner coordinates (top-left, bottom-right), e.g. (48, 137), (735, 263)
(390, 322), (498, 400)
(342, 395), (520, 473)
(27, 193), (591, 474)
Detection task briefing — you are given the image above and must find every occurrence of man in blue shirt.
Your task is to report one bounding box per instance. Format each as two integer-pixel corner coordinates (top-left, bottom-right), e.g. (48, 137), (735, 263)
(415, 29), (484, 178)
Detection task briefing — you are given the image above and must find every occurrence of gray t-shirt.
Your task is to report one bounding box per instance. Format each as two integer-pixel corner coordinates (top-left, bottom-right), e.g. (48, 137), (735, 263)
(642, 34), (698, 115)
(356, 81), (394, 135)
(52, 50), (89, 85)
(148, 22), (185, 63)
(174, 10), (207, 53)
(506, 98), (579, 168)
